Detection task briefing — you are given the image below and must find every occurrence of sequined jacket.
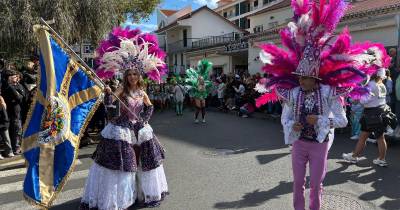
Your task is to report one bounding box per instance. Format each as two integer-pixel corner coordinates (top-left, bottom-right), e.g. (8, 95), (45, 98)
(281, 85), (348, 146)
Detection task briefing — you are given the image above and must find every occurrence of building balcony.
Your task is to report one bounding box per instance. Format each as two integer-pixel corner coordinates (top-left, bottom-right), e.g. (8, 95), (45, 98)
(191, 32), (244, 50)
(167, 32), (246, 54)
(167, 38), (200, 54)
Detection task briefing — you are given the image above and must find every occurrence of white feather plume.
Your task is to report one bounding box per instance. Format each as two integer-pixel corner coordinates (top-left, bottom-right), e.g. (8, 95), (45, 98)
(259, 51), (274, 65)
(99, 37), (165, 75)
(254, 83), (268, 93)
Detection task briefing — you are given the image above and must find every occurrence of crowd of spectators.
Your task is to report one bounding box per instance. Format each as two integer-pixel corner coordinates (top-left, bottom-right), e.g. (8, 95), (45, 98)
(2, 48), (400, 159)
(0, 58), (38, 159)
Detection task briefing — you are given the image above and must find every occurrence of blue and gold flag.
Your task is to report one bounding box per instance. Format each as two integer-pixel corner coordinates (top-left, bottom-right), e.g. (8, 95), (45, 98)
(22, 26), (103, 208)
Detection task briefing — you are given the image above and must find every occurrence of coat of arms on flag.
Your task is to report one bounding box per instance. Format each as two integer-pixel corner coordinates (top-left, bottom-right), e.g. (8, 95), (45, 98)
(21, 25), (103, 208)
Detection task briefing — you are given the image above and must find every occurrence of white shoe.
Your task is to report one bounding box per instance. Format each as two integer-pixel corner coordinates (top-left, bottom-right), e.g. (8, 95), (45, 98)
(242, 114), (248, 118)
(373, 158), (388, 167)
(350, 135), (359, 140)
(342, 153), (359, 163)
(202, 119), (206, 123)
(385, 127), (394, 136)
(366, 138), (377, 144)
(5, 152), (14, 158)
(194, 119), (199, 123)
(0, 154), (4, 160)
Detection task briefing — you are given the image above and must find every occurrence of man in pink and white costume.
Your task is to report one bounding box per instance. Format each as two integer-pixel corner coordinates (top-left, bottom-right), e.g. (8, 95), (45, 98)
(254, 0), (391, 209)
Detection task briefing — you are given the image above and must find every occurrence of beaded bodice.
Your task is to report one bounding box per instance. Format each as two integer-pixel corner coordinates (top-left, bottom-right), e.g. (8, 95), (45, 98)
(112, 90), (144, 127)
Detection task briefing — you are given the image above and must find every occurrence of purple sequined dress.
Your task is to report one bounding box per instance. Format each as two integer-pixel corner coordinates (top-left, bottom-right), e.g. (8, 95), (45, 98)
(81, 90), (168, 210)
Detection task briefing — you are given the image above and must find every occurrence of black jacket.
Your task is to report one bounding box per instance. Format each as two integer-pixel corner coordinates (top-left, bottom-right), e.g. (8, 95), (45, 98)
(0, 106), (9, 130)
(3, 83), (27, 119)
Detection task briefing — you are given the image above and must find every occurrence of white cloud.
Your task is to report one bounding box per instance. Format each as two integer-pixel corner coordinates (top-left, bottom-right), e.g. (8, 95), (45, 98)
(194, 0), (218, 9)
(123, 22), (158, 33)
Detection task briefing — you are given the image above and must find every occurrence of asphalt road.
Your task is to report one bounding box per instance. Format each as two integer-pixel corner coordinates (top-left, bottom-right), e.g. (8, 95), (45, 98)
(1, 110), (400, 210)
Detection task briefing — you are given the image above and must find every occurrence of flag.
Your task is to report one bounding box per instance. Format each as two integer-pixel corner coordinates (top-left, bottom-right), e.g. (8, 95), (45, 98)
(22, 26), (103, 208)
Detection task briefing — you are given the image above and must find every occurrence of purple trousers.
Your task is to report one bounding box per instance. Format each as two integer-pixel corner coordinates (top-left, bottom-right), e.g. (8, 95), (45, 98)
(291, 140), (329, 210)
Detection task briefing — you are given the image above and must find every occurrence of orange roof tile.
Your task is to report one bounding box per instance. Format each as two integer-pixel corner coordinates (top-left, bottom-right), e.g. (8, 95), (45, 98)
(160, 9), (178, 17)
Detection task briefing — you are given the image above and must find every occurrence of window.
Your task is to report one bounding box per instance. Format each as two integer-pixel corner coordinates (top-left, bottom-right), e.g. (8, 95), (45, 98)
(235, 19), (240, 27)
(174, 54), (177, 65)
(253, 25), (263, 33)
(240, 2), (248, 14)
(180, 53), (184, 66)
(183, 29), (187, 47)
(254, 0), (258, 8)
(240, 18), (246, 29)
(263, 0), (276, 4)
(247, 19), (251, 29)
(223, 12), (227, 18)
(235, 4), (240, 16)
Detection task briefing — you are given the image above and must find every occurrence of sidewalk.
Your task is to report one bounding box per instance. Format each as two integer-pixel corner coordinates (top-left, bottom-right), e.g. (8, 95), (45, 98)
(0, 154), (24, 166)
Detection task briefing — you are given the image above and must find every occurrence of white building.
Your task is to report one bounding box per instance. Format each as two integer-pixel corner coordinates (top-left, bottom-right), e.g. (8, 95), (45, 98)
(214, 0), (282, 32)
(155, 6), (248, 76)
(156, 0), (400, 76)
(246, 0), (400, 74)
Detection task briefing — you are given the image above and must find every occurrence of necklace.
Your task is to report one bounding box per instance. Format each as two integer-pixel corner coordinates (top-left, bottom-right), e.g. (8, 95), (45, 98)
(304, 92), (315, 113)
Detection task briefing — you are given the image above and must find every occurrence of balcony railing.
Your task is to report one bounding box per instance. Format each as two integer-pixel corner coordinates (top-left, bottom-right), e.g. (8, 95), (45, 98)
(167, 32), (246, 53)
(167, 38), (200, 54)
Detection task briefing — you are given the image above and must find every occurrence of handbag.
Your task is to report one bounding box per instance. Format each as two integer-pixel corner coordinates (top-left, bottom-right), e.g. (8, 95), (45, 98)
(383, 105), (398, 129)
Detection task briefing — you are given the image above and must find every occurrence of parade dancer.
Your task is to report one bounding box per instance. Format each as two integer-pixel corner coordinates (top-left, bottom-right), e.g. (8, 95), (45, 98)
(254, 0), (390, 209)
(80, 27), (168, 210)
(185, 59), (213, 123)
(342, 68), (397, 166)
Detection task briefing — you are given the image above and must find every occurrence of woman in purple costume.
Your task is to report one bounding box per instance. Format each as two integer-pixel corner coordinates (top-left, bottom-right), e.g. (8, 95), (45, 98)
(80, 27), (168, 210)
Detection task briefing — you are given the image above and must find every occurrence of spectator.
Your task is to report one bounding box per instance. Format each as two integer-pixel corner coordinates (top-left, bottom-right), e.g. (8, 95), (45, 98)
(217, 78), (225, 109)
(349, 99), (363, 140)
(384, 70), (395, 135)
(0, 94), (14, 159)
(238, 101), (255, 118)
(225, 76), (236, 110)
(233, 80), (245, 109)
(22, 61), (37, 92)
(3, 70), (27, 155)
(173, 80), (185, 116)
(385, 70), (394, 108)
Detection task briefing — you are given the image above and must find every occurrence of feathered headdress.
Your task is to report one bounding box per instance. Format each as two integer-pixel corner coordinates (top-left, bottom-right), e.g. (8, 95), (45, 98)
(185, 59), (213, 98)
(95, 27), (167, 82)
(256, 0), (391, 107)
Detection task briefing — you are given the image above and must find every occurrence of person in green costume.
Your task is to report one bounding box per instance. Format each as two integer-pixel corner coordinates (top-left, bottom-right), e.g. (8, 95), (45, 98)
(185, 59), (213, 123)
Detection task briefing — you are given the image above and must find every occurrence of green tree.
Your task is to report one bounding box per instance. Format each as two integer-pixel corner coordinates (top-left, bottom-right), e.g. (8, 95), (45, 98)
(0, 0), (161, 59)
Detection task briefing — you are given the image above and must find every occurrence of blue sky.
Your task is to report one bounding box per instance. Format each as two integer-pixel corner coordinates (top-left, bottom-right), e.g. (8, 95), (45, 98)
(124, 0), (219, 33)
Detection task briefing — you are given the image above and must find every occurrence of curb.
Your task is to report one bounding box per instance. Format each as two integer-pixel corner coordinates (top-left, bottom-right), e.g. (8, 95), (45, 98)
(0, 155), (23, 166)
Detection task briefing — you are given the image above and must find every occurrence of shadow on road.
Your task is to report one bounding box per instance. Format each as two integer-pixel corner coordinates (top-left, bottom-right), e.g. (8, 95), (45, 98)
(325, 162), (400, 210)
(256, 153), (290, 165)
(152, 111), (287, 155)
(50, 198), (80, 210)
(212, 132), (400, 210)
(325, 135), (400, 210)
(214, 181), (292, 209)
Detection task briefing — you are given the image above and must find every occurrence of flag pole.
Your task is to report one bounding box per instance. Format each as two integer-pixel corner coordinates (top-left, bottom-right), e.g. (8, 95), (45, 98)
(38, 18), (138, 119)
